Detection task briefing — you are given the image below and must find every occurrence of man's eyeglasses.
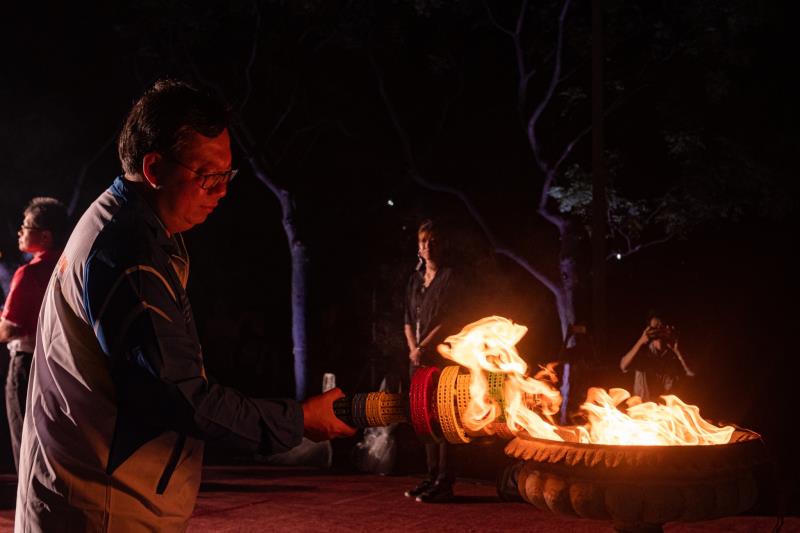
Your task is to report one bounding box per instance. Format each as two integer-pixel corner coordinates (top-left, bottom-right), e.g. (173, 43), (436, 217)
(166, 155), (238, 190)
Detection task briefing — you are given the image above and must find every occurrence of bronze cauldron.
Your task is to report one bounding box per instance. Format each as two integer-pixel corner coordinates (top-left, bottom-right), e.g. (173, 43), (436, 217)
(505, 429), (767, 533)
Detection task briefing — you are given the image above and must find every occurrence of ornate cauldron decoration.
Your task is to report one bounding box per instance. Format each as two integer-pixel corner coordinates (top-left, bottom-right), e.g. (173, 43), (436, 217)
(505, 429), (767, 532)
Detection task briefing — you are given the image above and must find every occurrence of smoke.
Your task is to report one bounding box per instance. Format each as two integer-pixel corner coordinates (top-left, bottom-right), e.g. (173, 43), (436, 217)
(353, 377), (397, 474)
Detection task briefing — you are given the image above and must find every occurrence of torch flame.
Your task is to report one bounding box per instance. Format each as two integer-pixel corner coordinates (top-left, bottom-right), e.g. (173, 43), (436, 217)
(439, 316), (734, 446)
(439, 316), (563, 441)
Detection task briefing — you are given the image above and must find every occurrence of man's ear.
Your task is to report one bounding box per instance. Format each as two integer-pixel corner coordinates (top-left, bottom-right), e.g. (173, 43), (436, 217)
(40, 230), (54, 250)
(142, 152), (165, 189)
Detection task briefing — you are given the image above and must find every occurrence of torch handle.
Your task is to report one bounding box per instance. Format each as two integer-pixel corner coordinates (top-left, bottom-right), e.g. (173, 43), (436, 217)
(333, 393), (409, 427)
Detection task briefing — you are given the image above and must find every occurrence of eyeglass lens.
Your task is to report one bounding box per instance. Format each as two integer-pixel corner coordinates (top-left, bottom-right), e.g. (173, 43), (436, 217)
(201, 169), (238, 190)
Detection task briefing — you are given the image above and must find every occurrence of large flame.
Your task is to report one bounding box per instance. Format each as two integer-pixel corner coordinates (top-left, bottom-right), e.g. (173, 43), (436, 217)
(439, 316), (734, 446)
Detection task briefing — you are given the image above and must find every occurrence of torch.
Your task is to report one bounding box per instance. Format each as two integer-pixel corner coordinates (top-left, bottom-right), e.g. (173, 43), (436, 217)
(333, 365), (533, 443)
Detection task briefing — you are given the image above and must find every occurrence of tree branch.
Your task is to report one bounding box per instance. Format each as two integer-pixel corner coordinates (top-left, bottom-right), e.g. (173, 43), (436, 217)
(526, 0), (572, 175)
(182, 42), (286, 201)
(410, 170), (560, 296)
(433, 53), (464, 143)
(609, 233), (674, 261)
(485, 1), (537, 112)
(484, 1), (515, 38)
(263, 95), (296, 151)
(239, 0), (262, 113)
(370, 44), (560, 296)
(550, 80), (649, 179)
(513, 0), (532, 108)
(514, 0), (529, 37)
(368, 49), (421, 177)
(67, 130), (119, 217)
(643, 188), (679, 226)
(612, 221), (633, 256)
(271, 119), (324, 166)
(551, 124), (589, 176)
(536, 170), (568, 231)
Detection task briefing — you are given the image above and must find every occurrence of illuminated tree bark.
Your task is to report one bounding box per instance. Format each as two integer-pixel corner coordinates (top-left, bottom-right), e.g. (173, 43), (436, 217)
(184, 4), (311, 400)
(232, 126), (309, 401)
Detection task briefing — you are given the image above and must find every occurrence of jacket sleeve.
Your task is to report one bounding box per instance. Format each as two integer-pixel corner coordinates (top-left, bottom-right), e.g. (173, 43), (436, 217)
(84, 245), (303, 458)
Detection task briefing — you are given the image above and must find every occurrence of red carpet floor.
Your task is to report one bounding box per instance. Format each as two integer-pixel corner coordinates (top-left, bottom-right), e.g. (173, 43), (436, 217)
(0, 467), (796, 532)
(190, 466), (797, 532)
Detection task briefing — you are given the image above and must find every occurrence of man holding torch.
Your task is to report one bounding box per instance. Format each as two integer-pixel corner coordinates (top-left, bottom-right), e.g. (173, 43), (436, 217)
(14, 79), (354, 531)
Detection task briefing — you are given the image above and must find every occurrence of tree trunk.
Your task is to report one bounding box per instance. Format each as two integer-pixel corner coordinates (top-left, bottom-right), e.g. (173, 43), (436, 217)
(251, 182), (309, 401)
(288, 228), (309, 401)
(254, 185), (309, 401)
(591, 0), (608, 360)
(185, 70), (312, 400)
(232, 120), (310, 401)
(555, 222), (580, 424)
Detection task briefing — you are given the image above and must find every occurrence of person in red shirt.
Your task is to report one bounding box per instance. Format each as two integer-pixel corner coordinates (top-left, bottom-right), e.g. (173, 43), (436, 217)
(0, 197), (68, 470)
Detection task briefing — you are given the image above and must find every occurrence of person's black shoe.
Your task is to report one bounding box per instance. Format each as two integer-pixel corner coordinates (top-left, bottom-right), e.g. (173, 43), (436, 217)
(415, 481), (454, 503)
(404, 478), (434, 498)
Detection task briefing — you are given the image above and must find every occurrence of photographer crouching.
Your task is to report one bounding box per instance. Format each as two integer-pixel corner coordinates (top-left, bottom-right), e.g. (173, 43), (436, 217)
(620, 313), (695, 402)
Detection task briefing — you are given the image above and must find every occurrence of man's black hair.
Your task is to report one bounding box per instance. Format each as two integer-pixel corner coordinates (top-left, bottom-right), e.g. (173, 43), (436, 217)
(24, 197), (69, 247)
(117, 79), (230, 177)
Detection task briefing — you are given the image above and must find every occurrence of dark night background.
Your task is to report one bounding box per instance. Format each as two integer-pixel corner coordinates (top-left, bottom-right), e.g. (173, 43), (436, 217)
(0, 0), (797, 518)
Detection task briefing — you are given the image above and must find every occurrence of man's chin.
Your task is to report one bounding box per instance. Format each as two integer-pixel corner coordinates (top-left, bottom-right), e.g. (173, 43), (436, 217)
(187, 212), (211, 229)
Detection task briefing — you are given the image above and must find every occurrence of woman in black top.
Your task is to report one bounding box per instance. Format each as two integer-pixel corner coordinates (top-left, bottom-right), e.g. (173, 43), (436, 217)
(403, 219), (459, 503)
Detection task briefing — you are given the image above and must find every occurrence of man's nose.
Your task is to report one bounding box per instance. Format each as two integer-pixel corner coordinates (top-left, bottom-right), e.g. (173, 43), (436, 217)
(208, 181), (228, 198)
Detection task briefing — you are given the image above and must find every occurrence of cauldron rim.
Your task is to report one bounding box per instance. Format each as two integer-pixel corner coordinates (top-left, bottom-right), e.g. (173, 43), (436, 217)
(512, 427), (760, 451)
(505, 428), (767, 471)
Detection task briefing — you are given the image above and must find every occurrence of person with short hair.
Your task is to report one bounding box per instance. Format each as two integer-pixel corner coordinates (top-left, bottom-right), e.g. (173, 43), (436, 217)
(0, 197), (68, 471)
(403, 218), (461, 503)
(15, 79), (354, 531)
(619, 313), (695, 401)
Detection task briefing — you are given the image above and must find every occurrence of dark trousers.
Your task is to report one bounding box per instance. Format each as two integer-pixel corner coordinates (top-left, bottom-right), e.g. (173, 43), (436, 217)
(426, 441), (455, 485)
(5, 351), (32, 472)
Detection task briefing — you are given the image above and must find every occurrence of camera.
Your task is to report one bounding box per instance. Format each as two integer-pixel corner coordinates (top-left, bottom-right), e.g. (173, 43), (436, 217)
(646, 324), (678, 344)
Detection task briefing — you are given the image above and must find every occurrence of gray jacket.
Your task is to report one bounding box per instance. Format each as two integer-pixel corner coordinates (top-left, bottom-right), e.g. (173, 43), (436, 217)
(15, 177), (303, 532)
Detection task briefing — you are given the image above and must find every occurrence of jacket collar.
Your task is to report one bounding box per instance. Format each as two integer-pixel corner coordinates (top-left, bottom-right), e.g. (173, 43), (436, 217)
(109, 176), (190, 286)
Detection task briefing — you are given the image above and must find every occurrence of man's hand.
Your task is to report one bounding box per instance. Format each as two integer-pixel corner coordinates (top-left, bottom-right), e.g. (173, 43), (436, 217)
(0, 318), (22, 344)
(301, 388), (356, 442)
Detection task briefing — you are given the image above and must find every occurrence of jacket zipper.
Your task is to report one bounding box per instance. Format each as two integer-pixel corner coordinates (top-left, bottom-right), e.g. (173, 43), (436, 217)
(156, 434), (185, 494)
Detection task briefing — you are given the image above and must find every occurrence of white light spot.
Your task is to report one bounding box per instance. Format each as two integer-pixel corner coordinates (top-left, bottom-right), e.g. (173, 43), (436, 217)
(615, 253), (622, 260)
(387, 199), (395, 206)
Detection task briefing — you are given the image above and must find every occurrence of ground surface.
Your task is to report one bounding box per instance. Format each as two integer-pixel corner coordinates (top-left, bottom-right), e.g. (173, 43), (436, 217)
(0, 467), (795, 532)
